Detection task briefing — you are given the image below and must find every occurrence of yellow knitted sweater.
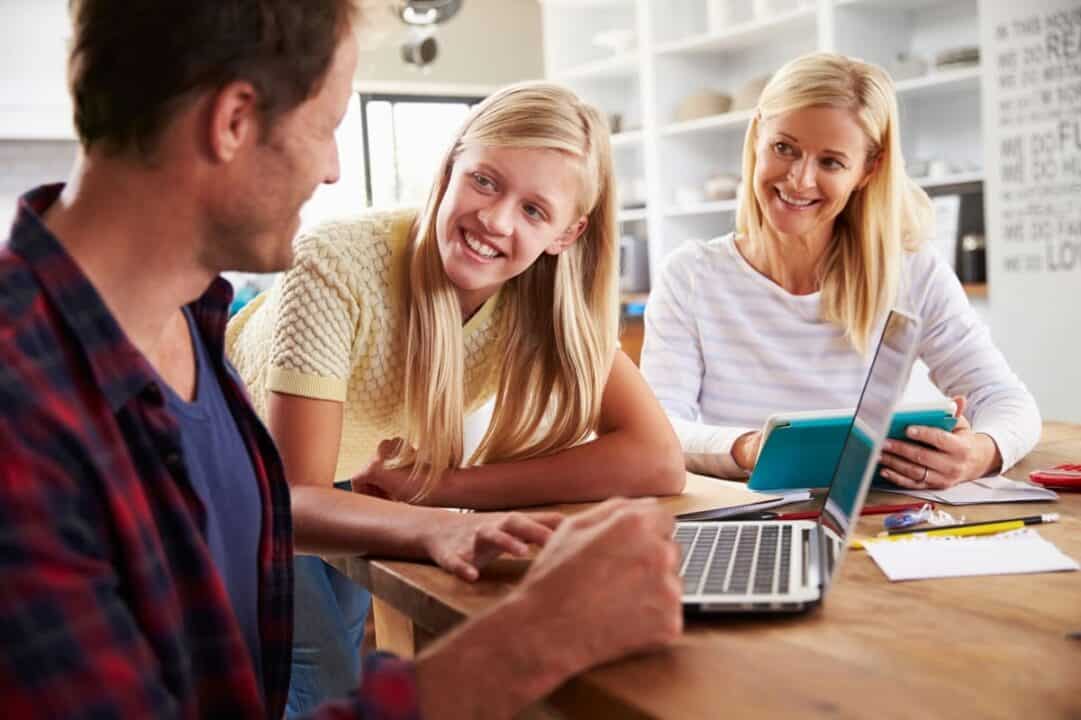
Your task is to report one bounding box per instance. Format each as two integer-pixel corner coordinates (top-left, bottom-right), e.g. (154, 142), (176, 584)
(225, 209), (504, 482)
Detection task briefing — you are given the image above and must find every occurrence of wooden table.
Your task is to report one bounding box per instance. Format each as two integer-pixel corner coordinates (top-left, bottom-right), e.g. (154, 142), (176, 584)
(347, 423), (1081, 718)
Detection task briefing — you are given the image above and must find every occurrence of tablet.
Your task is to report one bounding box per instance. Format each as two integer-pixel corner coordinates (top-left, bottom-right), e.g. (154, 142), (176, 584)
(746, 401), (958, 491)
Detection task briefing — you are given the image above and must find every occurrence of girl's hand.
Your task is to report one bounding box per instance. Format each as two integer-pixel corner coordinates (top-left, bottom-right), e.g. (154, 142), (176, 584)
(878, 396), (999, 489)
(421, 510), (565, 582)
(350, 438), (415, 500)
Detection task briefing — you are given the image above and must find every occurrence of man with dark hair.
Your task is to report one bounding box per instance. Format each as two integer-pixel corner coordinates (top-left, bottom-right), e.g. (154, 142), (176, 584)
(0, 2), (683, 718)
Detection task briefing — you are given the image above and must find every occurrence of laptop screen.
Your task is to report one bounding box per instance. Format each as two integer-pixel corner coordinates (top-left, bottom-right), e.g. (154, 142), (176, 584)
(817, 310), (922, 589)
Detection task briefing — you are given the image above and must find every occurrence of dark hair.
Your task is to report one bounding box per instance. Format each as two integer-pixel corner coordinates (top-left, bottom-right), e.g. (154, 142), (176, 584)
(68, 0), (359, 156)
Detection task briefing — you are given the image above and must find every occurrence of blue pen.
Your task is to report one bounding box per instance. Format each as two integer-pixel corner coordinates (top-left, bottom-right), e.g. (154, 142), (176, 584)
(883, 506), (930, 531)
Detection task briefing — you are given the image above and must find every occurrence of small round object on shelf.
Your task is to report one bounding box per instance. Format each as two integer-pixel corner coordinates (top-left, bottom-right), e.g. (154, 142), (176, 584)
(675, 90), (733, 122)
(703, 173), (740, 201)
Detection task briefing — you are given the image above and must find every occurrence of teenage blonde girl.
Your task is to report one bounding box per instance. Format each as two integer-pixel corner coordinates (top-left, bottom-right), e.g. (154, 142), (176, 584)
(227, 81), (683, 712)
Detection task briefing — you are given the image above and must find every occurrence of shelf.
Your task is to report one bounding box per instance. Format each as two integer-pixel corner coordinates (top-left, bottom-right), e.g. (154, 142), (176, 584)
(610, 129), (644, 147)
(556, 52), (638, 81)
(917, 172), (983, 190)
(664, 200), (738, 217)
(895, 65), (981, 99)
(836, 0), (951, 10)
(542, 0), (633, 7)
(654, 6), (817, 56)
(963, 283), (987, 299)
(542, 0), (990, 329)
(659, 109), (754, 138)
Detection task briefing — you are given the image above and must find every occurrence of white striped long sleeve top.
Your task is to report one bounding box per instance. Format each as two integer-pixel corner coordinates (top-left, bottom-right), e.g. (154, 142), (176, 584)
(640, 233), (1041, 478)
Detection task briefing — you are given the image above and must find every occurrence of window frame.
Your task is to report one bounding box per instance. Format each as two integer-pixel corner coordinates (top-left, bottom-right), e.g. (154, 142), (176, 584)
(358, 92), (486, 207)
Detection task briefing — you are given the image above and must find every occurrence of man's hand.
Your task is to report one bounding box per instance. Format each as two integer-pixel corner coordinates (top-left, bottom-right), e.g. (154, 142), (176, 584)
(415, 498), (683, 720)
(512, 497), (683, 671)
(422, 510), (564, 582)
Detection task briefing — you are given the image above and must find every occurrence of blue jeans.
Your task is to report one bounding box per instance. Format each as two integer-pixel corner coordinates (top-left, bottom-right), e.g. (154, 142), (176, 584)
(286, 555), (371, 718)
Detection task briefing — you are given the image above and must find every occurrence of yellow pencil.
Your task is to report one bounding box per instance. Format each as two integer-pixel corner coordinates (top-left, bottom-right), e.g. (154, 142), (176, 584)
(852, 513), (1059, 549)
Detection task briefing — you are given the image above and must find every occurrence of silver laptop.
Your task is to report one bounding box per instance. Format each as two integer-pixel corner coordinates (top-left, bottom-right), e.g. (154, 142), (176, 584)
(678, 310), (921, 613)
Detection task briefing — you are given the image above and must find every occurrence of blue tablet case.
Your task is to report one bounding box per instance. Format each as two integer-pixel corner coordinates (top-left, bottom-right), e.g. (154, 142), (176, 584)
(747, 408), (957, 491)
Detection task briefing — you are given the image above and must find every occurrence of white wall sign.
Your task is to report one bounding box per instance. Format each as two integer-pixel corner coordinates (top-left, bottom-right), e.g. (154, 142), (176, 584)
(980, 0), (1081, 422)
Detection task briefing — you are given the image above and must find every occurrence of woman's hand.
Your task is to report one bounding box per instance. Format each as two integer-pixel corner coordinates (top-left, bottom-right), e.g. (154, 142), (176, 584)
(421, 510), (565, 582)
(732, 431), (762, 472)
(878, 397), (1001, 489)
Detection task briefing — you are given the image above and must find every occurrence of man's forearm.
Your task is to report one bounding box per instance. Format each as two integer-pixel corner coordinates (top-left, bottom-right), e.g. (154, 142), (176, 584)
(415, 588), (578, 719)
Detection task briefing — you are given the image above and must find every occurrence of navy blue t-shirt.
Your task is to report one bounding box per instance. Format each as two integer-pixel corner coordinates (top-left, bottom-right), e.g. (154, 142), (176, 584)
(163, 308), (264, 687)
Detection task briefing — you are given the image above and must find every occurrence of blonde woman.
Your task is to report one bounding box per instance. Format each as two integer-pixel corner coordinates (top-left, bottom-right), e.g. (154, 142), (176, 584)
(641, 52), (1039, 491)
(226, 81), (683, 712)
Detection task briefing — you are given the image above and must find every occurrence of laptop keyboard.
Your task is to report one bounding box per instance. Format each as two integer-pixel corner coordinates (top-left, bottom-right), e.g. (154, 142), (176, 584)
(676, 524), (794, 596)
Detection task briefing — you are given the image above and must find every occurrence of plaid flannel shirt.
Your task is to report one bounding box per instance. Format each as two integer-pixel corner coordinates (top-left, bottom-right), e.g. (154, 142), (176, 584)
(0, 185), (419, 719)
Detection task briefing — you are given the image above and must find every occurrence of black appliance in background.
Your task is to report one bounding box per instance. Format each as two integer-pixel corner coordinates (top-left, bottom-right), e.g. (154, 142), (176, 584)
(954, 190), (986, 284)
(927, 185), (986, 285)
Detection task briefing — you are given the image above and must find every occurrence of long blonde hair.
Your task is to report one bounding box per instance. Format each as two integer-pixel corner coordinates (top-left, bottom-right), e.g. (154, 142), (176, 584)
(736, 52), (932, 354)
(392, 81), (620, 500)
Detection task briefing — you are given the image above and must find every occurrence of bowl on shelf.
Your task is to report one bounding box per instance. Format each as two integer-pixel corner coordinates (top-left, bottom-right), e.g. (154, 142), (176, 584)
(934, 45), (980, 70)
(675, 90), (733, 123)
(675, 185), (706, 207)
(732, 74), (771, 111)
(889, 53), (927, 82)
(704, 173), (740, 201)
(906, 158), (929, 178)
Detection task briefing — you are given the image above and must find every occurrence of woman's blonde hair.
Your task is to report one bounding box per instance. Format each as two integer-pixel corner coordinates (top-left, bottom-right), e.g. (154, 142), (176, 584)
(736, 52), (933, 355)
(391, 81), (620, 500)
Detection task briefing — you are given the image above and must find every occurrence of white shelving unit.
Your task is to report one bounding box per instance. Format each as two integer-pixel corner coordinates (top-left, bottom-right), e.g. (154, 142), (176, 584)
(664, 200), (738, 217)
(659, 109), (754, 137)
(541, 0), (986, 294)
(653, 6), (819, 55)
(618, 207), (649, 222)
(610, 129), (645, 147)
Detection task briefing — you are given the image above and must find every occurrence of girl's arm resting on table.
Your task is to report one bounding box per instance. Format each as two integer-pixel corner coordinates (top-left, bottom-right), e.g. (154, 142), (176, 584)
(267, 391), (560, 573)
(267, 390), (442, 558)
(412, 351), (686, 510)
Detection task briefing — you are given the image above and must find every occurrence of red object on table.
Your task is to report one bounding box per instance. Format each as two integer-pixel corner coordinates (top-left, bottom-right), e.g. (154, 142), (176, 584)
(771, 502), (931, 521)
(1029, 464), (1081, 490)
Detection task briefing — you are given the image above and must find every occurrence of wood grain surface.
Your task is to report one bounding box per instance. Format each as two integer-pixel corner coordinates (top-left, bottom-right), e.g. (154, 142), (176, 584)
(349, 422), (1081, 719)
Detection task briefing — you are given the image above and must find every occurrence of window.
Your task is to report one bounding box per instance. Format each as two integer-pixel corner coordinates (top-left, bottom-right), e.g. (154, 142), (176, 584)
(299, 93), (367, 232)
(359, 93), (484, 207)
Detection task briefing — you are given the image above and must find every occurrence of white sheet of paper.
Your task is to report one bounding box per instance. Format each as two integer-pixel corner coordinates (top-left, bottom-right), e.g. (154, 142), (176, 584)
(864, 529), (1079, 581)
(877, 475), (1058, 505)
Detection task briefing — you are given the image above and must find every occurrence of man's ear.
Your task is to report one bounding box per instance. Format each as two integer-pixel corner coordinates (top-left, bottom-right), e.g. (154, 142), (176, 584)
(857, 153), (882, 191)
(545, 215), (588, 255)
(207, 81), (260, 163)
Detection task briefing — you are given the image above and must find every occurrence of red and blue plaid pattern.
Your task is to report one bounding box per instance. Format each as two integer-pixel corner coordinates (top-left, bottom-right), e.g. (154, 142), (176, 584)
(0, 185), (419, 719)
